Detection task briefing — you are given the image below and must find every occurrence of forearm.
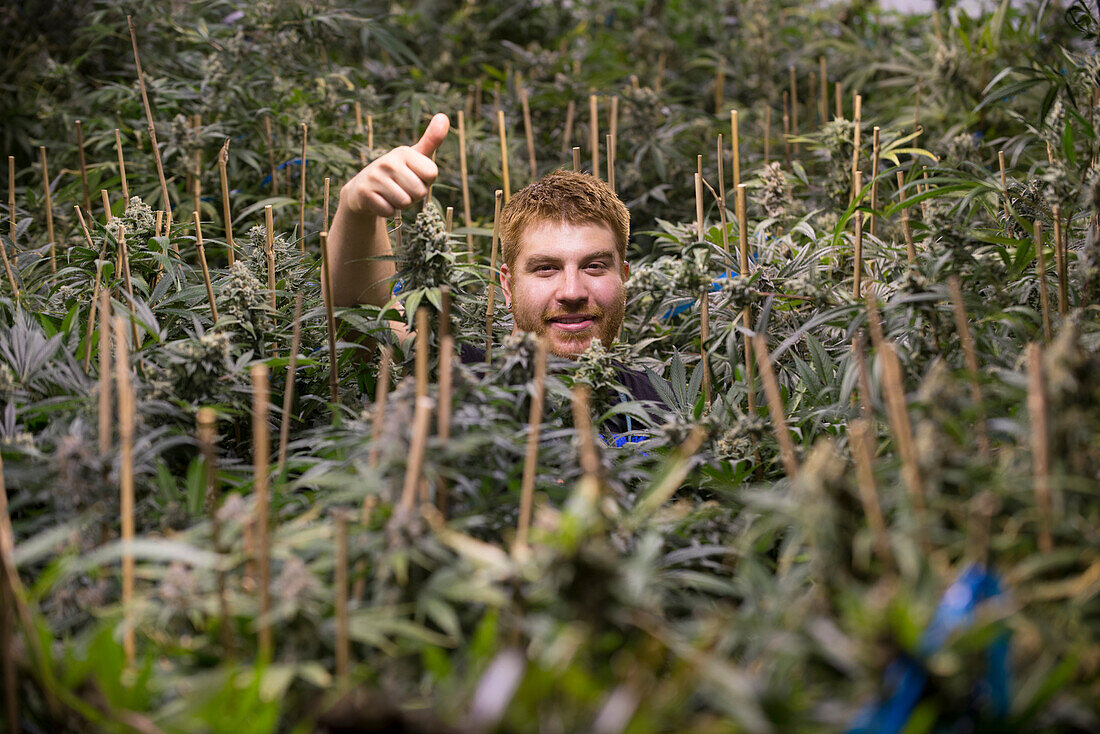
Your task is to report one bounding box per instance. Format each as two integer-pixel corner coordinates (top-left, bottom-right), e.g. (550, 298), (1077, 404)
(328, 190), (396, 308)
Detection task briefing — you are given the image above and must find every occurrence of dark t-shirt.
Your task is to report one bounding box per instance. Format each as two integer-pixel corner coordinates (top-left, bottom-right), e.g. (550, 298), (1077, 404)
(458, 343), (666, 438)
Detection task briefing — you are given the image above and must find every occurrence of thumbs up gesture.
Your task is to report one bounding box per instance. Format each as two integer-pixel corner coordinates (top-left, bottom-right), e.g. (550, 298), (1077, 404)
(339, 113), (450, 218)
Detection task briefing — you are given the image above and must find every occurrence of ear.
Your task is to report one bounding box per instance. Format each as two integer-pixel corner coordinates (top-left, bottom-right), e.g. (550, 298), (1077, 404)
(499, 262), (513, 308)
(621, 261), (630, 281)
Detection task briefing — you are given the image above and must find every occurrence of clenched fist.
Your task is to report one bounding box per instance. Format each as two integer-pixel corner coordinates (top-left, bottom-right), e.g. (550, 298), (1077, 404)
(339, 113), (450, 218)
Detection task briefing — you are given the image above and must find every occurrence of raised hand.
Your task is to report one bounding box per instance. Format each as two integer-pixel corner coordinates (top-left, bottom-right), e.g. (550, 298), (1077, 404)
(339, 112), (450, 218)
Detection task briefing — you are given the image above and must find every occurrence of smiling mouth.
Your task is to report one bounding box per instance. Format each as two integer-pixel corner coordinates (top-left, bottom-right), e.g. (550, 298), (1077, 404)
(547, 314), (596, 333)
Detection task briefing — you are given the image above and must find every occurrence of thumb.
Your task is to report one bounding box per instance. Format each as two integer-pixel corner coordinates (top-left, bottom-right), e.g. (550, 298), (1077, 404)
(411, 113), (450, 156)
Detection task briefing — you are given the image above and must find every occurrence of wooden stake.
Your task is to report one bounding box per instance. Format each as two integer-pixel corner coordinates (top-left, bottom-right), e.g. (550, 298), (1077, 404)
(114, 315), (136, 665)
(730, 109), (741, 189)
(251, 363), (272, 659)
(610, 95), (619, 143)
(914, 81), (921, 131)
(571, 385), (601, 482)
(521, 87), (537, 181)
(193, 212), (218, 323)
(415, 306), (429, 400)
(80, 207), (107, 371)
(320, 232), (339, 405)
(277, 295), (304, 475)
(752, 334), (799, 478)
(127, 17), (173, 228)
(764, 106), (771, 164)
(457, 111), (474, 261)
(323, 177), (331, 233)
(366, 347), (392, 474)
(695, 173), (711, 407)
(1026, 343), (1053, 553)
(808, 70), (817, 129)
(896, 171), (916, 263)
(998, 150), (1008, 221)
(737, 185), (755, 414)
(98, 289), (112, 455)
(562, 100), (576, 155)
(782, 92), (791, 169)
(445, 206), (453, 234)
(572, 147), (581, 172)
(849, 417), (892, 567)
(850, 95), (863, 204)
(264, 206), (277, 310)
(818, 56), (828, 124)
(879, 342), (927, 543)
(947, 276), (990, 457)
(1034, 221), (1052, 342)
(436, 288), (454, 515)
(515, 336), (549, 555)
(75, 120), (92, 215)
(606, 134), (615, 192)
(714, 63), (725, 114)
(354, 101), (367, 167)
(716, 135), (729, 253)
(218, 138), (235, 266)
(486, 190), (503, 361)
(367, 115), (373, 150)
(789, 65), (799, 152)
(101, 189), (113, 222)
(852, 331), (875, 419)
(497, 110), (511, 202)
(2, 158), (17, 298)
(589, 93), (599, 180)
(39, 146), (57, 273)
(197, 407), (231, 654)
(400, 396), (434, 513)
(869, 127), (880, 237)
(192, 114), (202, 218)
(117, 225), (139, 347)
(298, 122), (308, 251)
(264, 115), (278, 196)
(853, 211), (864, 299)
(1052, 205), (1068, 317)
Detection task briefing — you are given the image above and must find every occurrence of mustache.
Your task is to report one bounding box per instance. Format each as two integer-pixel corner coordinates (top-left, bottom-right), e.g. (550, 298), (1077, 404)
(542, 306), (604, 321)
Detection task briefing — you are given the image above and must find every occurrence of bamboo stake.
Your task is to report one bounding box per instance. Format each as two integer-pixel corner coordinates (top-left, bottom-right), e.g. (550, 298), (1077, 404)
(436, 288), (454, 515)
(276, 295), (304, 475)
(333, 509), (350, 682)
(610, 95), (619, 144)
(457, 111), (474, 262)
(1052, 205), (1067, 317)
(497, 110), (511, 202)
(808, 71), (817, 130)
(219, 138), (235, 266)
(78, 207), (107, 373)
(366, 347), (392, 475)
(913, 81), (922, 131)
(717, 135), (729, 253)
(853, 211), (864, 299)
(998, 150), (1008, 220)
(445, 206), (453, 234)
(117, 225), (139, 347)
(197, 407), (231, 654)
(521, 87), (537, 181)
(559, 98), (575, 156)
(834, 82), (842, 120)
(571, 385), (601, 483)
(399, 396), (433, 515)
(264, 115), (278, 196)
(879, 341), (928, 544)
(127, 17), (173, 229)
(98, 289), (112, 455)
(865, 291), (886, 352)
(869, 127), (881, 237)
(572, 147), (581, 172)
(715, 63), (725, 114)
(782, 92), (791, 169)
(75, 120), (92, 215)
(192, 114), (202, 218)
(1034, 221), (1052, 343)
(114, 315), (136, 665)
(849, 417), (892, 567)
(514, 336), (549, 555)
(789, 65), (799, 152)
(1026, 343), (1053, 553)
(655, 52), (666, 93)
(695, 173), (712, 408)
(730, 109), (741, 189)
(367, 115), (373, 150)
(947, 276), (990, 457)
(737, 185), (755, 414)
(752, 334), (799, 478)
(101, 189), (113, 222)
(850, 95), (862, 204)
(606, 134), (616, 192)
(264, 206), (277, 310)
(298, 123), (308, 251)
(250, 364), (273, 661)
(320, 232), (339, 405)
(589, 93), (599, 180)
(415, 306), (429, 400)
(39, 146), (57, 273)
(323, 177), (331, 233)
(354, 101), (367, 167)
(2, 158), (17, 298)
(852, 331), (875, 419)
(818, 56), (828, 124)
(193, 212), (218, 323)
(486, 190), (503, 361)
(154, 210), (163, 238)
(897, 171), (916, 263)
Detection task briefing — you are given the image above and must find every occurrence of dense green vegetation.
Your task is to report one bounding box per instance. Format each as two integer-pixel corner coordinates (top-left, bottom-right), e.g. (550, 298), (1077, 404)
(1, 0), (1099, 731)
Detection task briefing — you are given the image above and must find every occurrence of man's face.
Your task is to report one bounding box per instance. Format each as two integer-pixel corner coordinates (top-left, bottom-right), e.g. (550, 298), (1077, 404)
(500, 220), (629, 358)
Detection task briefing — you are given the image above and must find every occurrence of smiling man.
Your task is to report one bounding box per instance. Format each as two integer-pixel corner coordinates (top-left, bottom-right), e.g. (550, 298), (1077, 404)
(328, 112), (662, 406)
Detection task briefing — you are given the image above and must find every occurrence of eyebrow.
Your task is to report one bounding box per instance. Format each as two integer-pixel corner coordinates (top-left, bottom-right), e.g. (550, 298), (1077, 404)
(523, 249), (617, 269)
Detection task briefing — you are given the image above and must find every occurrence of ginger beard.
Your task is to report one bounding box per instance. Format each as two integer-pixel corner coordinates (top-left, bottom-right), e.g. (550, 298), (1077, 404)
(501, 221), (628, 358)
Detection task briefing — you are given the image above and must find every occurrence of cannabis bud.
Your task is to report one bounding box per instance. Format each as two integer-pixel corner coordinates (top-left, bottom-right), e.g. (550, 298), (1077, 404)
(397, 206), (452, 290)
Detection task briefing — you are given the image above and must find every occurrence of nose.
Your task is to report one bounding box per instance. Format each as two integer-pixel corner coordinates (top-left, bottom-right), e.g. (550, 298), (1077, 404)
(555, 265), (588, 307)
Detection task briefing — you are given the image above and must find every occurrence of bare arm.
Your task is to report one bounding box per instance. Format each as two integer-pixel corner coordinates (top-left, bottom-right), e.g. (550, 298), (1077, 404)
(328, 113), (450, 311)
